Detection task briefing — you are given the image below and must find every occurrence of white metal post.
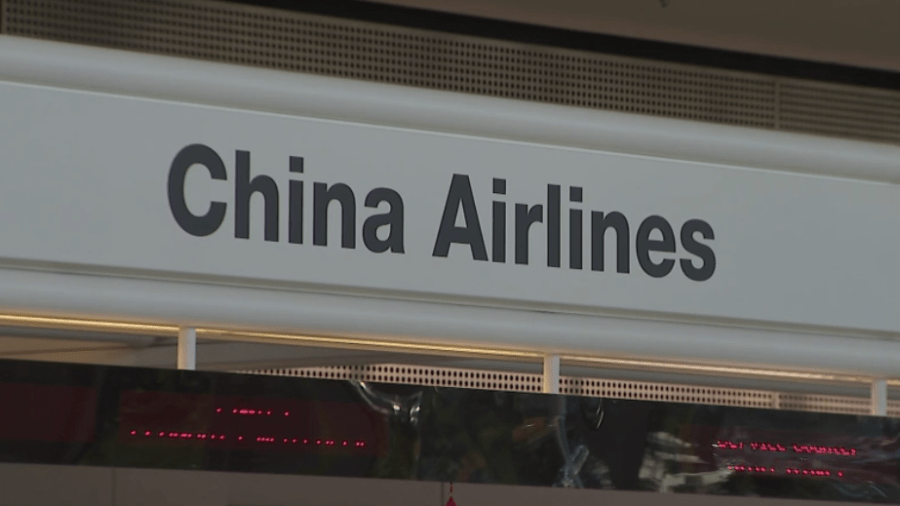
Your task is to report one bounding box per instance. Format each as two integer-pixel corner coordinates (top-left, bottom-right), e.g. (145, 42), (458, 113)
(542, 354), (560, 394)
(871, 379), (887, 416)
(177, 327), (197, 370)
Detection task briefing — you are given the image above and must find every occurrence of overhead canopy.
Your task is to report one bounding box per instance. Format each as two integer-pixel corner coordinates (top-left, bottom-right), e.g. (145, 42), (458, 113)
(0, 37), (898, 378)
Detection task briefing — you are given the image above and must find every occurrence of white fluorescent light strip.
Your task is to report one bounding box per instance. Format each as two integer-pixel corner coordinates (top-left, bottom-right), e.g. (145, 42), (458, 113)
(0, 314), (178, 334)
(0, 313), (888, 384)
(197, 328), (543, 360)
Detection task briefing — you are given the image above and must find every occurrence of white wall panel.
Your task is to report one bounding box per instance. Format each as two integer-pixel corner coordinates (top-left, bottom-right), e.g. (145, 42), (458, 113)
(0, 79), (897, 332)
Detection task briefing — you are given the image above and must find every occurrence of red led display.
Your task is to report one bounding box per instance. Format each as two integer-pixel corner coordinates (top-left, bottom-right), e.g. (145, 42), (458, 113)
(792, 444), (856, 456)
(717, 440), (856, 456)
(727, 463), (846, 478)
(710, 428), (883, 482)
(784, 468), (842, 477)
(117, 391), (382, 455)
(728, 465), (776, 474)
(124, 430), (368, 448)
(230, 408), (274, 416)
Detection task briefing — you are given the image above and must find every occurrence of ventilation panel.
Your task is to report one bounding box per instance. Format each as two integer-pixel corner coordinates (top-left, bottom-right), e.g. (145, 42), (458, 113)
(245, 364), (898, 416)
(777, 393), (874, 416)
(2, 0), (899, 145)
(560, 376), (774, 409)
(778, 81), (900, 144)
(255, 364), (545, 393)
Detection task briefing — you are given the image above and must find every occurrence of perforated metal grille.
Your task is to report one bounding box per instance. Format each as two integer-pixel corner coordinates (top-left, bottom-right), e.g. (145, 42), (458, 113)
(3, 0), (899, 145)
(560, 377), (774, 408)
(888, 404), (900, 418)
(777, 393), (873, 416)
(246, 364), (900, 416)
(778, 82), (900, 144)
(253, 364), (544, 392)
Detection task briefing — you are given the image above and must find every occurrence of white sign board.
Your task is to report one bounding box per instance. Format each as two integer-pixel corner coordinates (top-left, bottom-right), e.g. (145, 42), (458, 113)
(1, 81), (898, 332)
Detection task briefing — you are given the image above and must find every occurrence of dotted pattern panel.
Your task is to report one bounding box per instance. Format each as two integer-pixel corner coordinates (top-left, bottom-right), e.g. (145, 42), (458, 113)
(0, 0), (776, 129)
(5, 0), (898, 144)
(777, 393), (871, 416)
(561, 377), (774, 408)
(777, 81), (900, 145)
(254, 364), (544, 392)
(248, 364), (774, 408)
(245, 365), (900, 416)
(887, 402), (900, 418)
(5, 0), (896, 145)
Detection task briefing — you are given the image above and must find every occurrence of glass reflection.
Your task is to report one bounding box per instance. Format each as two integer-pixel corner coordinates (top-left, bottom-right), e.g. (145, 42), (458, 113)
(0, 358), (897, 503)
